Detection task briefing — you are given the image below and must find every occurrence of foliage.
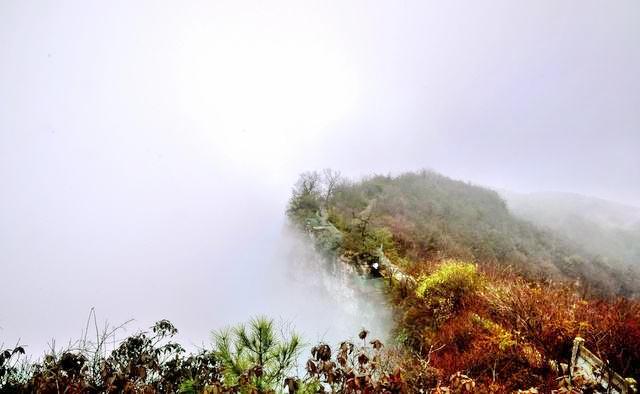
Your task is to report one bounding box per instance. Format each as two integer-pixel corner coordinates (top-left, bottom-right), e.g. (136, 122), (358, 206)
(304, 329), (441, 393)
(415, 260), (481, 305)
(1, 319), (224, 394)
(288, 169), (638, 297)
(3, 314), (639, 393)
(286, 169), (640, 392)
(101, 319), (187, 392)
(286, 171), (322, 222)
(469, 314), (516, 352)
(0, 345), (27, 393)
(504, 190), (640, 273)
(212, 316), (302, 393)
(287, 170), (344, 224)
(4, 167), (640, 392)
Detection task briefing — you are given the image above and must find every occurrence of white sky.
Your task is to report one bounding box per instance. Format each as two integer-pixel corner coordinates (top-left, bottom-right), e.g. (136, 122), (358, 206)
(1, 1), (639, 355)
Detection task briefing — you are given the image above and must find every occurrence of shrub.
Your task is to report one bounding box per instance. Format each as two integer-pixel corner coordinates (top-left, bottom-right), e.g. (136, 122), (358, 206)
(1, 319), (225, 393)
(415, 260), (482, 306)
(212, 316), (301, 392)
(0, 345), (27, 393)
(304, 329), (412, 393)
(470, 314), (516, 351)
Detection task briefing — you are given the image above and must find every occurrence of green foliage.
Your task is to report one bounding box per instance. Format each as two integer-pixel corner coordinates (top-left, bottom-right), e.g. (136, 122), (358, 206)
(470, 314), (516, 351)
(287, 169), (345, 224)
(0, 345), (27, 393)
(288, 192), (321, 220)
(505, 191), (640, 272)
(212, 316), (302, 392)
(305, 212), (343, 255)
(287, 171), (323, 222)
(415, 260), (481, 302)
(339, 213), (399, 260)
(3, 309), (640, 393)
(178, 378), (198, 393)
(363, 227), (395, 254)
(283, 169), (640, 391)
(292, 169), (636, 297)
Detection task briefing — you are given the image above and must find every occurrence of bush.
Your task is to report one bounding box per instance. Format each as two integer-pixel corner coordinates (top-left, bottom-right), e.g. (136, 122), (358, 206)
(415, 260), (481, 305)
(212, 316), (301, 392)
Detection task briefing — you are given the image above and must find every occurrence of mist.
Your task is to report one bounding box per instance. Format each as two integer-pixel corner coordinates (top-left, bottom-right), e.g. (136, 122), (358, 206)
(1, 1), (639, 358)
(502, 190), (640, 271)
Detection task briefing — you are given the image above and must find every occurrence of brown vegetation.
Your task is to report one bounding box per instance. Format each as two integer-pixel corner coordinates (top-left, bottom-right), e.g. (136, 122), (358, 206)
(287, 169), (640, 392)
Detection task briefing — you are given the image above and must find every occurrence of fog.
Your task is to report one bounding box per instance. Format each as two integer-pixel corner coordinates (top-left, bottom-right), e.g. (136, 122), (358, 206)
(1, 1), (639, 356)
(502, 190), (640, 271)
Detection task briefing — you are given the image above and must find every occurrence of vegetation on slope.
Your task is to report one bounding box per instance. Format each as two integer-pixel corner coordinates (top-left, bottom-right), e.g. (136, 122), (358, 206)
(502, 191), (640, 271)
(0, 317), (507, 393)
(287, 169), (640, 392)
(291, 170), (639, 296)
(2, 169), (639, 393)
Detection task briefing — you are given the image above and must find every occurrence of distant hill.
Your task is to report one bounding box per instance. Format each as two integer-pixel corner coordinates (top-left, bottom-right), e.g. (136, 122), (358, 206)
(501, 191), (640, 270)
(289, 170), (639, 297)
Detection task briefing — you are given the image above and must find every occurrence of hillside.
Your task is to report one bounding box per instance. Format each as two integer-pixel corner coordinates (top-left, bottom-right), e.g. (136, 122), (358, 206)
(501, 191), (640, 270)
(287, 169), (640, 392)
(2, 170), (639, 393)
(290, 170), (639, 297)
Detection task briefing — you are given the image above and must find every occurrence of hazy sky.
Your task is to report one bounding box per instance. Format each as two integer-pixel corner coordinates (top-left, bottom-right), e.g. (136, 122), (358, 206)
(1, 1), (639, 355)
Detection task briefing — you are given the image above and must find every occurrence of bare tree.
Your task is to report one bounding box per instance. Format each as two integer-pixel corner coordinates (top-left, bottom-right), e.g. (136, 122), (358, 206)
(294, 171), (321, 197)
(287, 171), (323, 217)
(321, 168), (342, 207)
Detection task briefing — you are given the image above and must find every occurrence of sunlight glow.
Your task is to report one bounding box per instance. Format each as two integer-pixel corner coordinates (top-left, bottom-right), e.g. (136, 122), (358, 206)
(177, 26), (359, 171)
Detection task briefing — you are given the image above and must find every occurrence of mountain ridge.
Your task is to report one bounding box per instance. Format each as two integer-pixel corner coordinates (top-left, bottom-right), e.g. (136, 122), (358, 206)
(286, 168), (640, 391)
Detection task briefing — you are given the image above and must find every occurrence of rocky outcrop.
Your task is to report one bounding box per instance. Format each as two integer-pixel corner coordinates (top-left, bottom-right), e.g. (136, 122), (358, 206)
(303, 210), (416, 292)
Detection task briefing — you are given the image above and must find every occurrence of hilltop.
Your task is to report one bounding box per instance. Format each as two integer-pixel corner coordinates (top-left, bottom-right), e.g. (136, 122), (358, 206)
(287, 169), (640, 392)
(289, 170), (639, 297)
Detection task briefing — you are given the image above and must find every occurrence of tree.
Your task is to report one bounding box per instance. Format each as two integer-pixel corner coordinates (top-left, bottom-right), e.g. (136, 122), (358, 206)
(212, 317), (301, 393)
(287, 171), (322, 220)
(321, 168), (342, 207)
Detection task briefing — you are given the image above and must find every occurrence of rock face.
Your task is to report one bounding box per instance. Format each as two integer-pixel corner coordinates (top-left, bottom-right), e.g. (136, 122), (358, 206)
(303, 210), (341, 251)
(303, 210), (416, 292)
(374, 245), (416, 291)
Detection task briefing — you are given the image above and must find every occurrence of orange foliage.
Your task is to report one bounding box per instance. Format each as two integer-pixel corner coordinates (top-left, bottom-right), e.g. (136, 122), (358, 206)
(392, 261), (640, 392)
